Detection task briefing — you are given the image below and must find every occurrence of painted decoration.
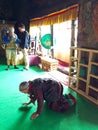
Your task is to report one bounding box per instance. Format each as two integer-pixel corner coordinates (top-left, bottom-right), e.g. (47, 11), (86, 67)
(41, 34), (51, 49)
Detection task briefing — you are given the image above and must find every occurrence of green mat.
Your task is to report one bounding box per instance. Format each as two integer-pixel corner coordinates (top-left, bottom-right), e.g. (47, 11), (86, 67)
(0, 65), (98, 130)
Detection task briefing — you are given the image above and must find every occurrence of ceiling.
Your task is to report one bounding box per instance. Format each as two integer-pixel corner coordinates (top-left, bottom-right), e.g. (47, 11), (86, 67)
(0, 0), (78, 21)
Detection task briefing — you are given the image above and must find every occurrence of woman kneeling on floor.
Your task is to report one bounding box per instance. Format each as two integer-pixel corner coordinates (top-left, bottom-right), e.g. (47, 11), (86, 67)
(19, 78), (76, 120)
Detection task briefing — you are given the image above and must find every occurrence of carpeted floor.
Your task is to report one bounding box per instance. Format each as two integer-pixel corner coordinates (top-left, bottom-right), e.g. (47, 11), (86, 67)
(0, 65), (98, 130)
(48, 70), (69, 85)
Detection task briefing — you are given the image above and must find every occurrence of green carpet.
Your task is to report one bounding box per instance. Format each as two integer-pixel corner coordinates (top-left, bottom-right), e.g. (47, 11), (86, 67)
(0, 65), (98, 130)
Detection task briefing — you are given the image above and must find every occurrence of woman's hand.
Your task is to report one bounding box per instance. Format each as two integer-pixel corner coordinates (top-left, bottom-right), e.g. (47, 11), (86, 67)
(31, 99), (35, 105)
(22, 102), (31, 106)
(30, 112), (39, 120)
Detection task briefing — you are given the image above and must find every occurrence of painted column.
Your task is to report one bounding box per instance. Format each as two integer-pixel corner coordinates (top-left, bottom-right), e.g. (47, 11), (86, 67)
(78, 0), (98, 49)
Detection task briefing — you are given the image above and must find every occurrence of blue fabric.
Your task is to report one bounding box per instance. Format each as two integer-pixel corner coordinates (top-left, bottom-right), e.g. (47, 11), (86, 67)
(15, 35), (20, 44)
(2, 36), (10, 44)
(19, 31), (30, 49)
(2, 35), (20, 45)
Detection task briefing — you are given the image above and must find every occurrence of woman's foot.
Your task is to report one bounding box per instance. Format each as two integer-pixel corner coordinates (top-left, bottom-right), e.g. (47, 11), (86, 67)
(68, 93), (76, 104)
(23, 67), (28, 70)
(14, 66), (19, 69)
(5, 67), (10, 70)
(5, 65), (10, 70)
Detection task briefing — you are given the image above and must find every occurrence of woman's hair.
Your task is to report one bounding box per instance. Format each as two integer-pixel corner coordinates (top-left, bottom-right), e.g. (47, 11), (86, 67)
(19, 81), (29, 91)
(18, 23), (25, 29)
(9, 27), (14, 32)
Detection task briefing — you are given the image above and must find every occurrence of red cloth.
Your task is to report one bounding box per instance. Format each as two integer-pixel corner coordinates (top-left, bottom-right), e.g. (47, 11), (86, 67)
(28, 55), (40, 66)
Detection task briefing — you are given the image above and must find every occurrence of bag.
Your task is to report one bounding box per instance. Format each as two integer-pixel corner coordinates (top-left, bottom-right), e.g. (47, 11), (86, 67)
(1, 29), (10, 44)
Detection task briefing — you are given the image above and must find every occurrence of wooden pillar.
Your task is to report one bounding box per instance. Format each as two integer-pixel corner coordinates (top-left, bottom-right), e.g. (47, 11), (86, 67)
(71, 20), (75, 47)
(50, 24), (54, 58)
(71, 20), (77, 69)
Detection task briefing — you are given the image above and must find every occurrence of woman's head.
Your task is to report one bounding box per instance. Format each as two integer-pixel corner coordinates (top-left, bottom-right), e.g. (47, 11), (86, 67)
(19, 81), (29, 93)
(18, 23), (25, 32)
(9, 27), (15, 36)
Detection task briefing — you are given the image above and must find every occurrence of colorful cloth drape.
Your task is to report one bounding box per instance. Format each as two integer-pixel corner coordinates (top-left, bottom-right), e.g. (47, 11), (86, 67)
(30, 4), (78, 27)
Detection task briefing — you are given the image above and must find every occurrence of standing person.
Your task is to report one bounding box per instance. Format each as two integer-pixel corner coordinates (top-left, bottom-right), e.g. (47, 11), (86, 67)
(19, 78), (76, 120)
(4, 27), (19, 70)
(18, 23), (30, 70)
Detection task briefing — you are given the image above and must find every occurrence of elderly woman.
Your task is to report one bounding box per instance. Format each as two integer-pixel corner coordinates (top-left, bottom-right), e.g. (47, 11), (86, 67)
(19, 78), (76, 119)
(3, 27), (19, 70)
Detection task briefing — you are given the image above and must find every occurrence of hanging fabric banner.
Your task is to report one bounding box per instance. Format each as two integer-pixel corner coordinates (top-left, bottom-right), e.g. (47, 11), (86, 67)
(30, 4), (78, 27)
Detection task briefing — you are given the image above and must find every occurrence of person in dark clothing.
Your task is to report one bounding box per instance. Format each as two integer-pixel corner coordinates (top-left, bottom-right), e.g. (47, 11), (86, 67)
(19, 78), (76, 120)
(18, 23), (30, 70)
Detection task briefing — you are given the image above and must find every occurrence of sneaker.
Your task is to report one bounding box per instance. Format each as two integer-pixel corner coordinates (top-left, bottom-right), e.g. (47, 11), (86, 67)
(5, 67), (10, 70)
(22, 67), (28, 71)
(14, 66), (19, 69)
